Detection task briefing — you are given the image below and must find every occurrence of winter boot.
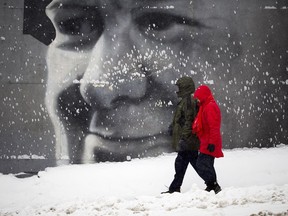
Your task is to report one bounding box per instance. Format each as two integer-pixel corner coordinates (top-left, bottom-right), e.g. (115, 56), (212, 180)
(205, 182), (221, 194)
(205, 184), (214, 192)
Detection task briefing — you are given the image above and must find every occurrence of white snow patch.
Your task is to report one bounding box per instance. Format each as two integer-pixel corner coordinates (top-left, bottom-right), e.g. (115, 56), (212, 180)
(0, 145), (288, 215)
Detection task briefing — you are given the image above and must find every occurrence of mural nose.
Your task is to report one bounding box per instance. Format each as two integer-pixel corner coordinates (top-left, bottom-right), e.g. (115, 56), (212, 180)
(80, 34), (147, 109)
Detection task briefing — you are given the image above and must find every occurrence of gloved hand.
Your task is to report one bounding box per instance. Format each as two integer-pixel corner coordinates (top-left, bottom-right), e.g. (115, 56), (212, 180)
(207, 144), (215, 153)
(179, 139), (187, 151)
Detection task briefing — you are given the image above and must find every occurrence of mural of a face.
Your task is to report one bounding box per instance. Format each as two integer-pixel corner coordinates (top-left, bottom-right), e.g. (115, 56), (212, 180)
(44, 0), (288, 164)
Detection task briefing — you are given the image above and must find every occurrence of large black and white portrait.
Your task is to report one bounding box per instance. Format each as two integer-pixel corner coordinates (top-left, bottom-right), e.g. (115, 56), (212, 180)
(0, 0), (287, 170)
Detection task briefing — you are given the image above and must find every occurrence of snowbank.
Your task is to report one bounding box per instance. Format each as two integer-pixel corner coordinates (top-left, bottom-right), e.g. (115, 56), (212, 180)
(0, 145), (288, 215)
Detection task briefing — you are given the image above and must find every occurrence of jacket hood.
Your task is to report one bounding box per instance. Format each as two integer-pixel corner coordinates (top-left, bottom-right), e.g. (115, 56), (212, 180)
(194, 85), (213, 104)
(175, 77), (195, 97)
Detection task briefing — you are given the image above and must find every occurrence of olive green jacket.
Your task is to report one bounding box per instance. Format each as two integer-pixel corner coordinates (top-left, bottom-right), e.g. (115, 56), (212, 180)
(171, 95), (199, 151)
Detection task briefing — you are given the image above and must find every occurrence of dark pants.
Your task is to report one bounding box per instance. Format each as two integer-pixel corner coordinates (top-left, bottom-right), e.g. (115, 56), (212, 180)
(169, 150), (199, 191)
(196, 153), (217, 186)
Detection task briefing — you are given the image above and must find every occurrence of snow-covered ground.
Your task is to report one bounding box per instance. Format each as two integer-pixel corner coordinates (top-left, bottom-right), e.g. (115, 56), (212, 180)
(0, 144), (288, 216)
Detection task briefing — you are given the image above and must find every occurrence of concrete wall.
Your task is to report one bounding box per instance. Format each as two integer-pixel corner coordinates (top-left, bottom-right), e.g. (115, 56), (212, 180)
(0, 0), (55, 173)
(0, 0), (287, 173)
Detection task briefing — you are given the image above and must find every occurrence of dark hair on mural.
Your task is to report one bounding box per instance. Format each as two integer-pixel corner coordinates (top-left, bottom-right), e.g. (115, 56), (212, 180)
(23, 0), (55, 45)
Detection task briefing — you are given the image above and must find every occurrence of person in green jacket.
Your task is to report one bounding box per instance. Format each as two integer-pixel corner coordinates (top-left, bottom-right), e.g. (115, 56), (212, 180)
(162, 76), (200, 194)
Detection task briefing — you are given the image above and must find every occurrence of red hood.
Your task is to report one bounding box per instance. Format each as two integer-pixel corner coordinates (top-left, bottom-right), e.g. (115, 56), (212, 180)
(194, 85), (213, 105)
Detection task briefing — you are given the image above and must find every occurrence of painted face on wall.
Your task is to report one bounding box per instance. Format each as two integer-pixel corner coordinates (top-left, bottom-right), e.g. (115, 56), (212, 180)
(45, 0), (240, 163)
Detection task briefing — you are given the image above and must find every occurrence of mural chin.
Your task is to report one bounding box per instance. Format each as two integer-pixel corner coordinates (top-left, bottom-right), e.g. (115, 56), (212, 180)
(82, 133), (172, 163)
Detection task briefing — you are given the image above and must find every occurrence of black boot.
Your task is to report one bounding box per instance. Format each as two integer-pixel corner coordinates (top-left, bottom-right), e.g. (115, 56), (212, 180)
(161, 188), (180, 194)
(213, 183), (221, 194)
(205, 182), (221, 194)
(205, 184), (214, 192)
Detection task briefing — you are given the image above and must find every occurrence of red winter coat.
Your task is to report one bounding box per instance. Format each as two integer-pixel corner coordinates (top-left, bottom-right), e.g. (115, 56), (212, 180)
(192, 85), (224, 158)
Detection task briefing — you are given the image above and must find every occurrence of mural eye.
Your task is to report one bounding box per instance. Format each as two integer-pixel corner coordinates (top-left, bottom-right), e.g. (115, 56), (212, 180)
(58, 18), (84, 35)
(57, 16), (104, 36)
(52, 9), (105, 50)
(135, 13), (177, 32)
(136, 12), (202, 32)
(134, 12), (203, 42)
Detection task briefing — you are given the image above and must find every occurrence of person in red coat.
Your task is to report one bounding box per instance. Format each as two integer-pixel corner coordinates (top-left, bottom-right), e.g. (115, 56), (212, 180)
(192, 85), (224, 194)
